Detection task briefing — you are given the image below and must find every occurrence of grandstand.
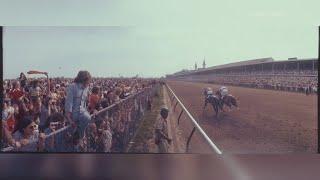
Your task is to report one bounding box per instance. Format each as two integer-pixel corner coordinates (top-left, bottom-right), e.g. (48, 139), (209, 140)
(166, 57), (318, 93)
(167, 57), (318, 77)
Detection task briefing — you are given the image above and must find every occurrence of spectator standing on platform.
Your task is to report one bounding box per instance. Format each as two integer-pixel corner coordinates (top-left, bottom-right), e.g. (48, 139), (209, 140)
(19, 72), (27, 89)
(29, 80), (41, 102)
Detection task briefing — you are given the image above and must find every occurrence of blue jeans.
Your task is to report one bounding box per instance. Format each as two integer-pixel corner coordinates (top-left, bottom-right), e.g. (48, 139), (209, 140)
(72, 111), (91, 139)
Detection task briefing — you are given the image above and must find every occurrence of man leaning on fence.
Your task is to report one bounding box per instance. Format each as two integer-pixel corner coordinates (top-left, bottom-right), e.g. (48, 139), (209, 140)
(65, 71), (92, 150)
(155, 106), (172, 153)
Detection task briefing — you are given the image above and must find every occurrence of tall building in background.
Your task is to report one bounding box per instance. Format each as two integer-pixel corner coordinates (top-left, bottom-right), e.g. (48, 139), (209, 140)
(203, 57), (206, 69)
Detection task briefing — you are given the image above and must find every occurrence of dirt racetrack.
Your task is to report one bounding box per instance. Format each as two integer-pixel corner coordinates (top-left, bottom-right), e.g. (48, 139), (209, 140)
(167, 80), (317, 153)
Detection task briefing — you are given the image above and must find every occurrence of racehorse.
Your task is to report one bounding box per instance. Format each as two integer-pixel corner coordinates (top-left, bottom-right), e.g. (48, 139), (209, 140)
(203, 92), (223, 117)
(217, 93), (239, 112)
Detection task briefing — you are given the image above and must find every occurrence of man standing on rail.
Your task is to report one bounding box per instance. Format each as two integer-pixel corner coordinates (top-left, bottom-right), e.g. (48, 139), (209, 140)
(155, 106), (172, 153)
(65, 71), (92, 145)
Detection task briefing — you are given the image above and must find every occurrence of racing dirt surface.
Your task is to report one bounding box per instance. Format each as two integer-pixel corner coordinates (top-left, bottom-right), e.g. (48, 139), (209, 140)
(167, 80), (318, 153)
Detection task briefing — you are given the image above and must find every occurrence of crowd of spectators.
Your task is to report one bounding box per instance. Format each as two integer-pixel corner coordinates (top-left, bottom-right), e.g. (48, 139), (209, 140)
(1, 72), (160, 152)
(213, 69), (318, 76)
(179, 69), (318, 94)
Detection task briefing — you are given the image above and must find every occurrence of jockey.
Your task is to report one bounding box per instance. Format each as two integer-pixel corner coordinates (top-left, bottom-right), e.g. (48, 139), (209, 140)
(204, 87), (213, 98)
(219, 86), (228, 100)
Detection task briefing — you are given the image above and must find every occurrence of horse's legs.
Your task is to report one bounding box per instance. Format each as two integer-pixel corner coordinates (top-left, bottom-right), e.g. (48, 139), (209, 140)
(226, 100), (232, 112)
(231, 98), (239, 110)
(203, 99), (208, 110)
(225, 102), (231, 112)
(235, 101), (240, 110)
(219, 99), (225, 112)
(213, 104), (218, 117)
(203, 99), (207, 116)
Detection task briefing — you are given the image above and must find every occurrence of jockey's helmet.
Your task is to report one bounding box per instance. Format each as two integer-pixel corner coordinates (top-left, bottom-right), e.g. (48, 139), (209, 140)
(220, 86), (227, 91)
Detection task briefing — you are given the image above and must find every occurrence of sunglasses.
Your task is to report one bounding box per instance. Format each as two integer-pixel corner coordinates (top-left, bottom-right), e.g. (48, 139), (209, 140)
(50, 122), (65, 127)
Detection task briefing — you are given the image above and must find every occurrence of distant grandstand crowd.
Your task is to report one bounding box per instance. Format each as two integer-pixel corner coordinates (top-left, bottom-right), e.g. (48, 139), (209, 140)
(174, 69), (318, 95)
(214, 69), (317, 76)
(1, 72), (160, 152)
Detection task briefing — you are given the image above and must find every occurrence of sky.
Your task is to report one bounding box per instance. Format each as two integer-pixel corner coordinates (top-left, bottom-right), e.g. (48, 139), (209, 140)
(1, 0), (319, 79)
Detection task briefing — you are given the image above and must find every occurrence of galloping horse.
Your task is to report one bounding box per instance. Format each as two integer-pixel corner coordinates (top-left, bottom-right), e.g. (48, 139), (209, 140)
(216, 91), (239, 112)
(203, 89), (223, 117)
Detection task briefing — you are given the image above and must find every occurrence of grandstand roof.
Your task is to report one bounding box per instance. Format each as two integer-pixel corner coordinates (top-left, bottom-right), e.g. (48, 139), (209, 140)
(197, 57), (274, 72)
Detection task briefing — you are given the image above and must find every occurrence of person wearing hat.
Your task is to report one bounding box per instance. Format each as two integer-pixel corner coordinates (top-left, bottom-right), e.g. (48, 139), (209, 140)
(155, 106), (172, 153)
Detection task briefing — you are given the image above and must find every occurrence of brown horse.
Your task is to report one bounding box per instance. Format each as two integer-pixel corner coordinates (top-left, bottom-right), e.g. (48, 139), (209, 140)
(221, 94), (239, 111)
(216, 91), (239, 112)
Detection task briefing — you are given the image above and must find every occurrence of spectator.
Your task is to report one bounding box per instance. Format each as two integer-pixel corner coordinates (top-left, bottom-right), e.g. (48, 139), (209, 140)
(9, 81), (24, 105)
(39, 97), (51, 132)
(19, 72), (27, 89)
(2, 72), (160, 152)
(29, 80), (41, 101)
(44, 112), (69, 152)
(12, 117), (46, 152)
(155, 106), (172, 153)
(96, 120), (112, 152)
(88, 86), (101, 114)
(65, 71), (92, 142)
(84, 123), (98, 152)
(114, 87), (122, 102)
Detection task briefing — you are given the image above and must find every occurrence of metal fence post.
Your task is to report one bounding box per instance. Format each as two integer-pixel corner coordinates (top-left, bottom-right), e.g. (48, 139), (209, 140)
(177, 110), (184, 125)
(186, 127), (196, 153)
(173, 101), (179, 112)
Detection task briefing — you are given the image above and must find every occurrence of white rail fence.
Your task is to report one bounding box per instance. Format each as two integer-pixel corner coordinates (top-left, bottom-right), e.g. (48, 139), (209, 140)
(165, 83), (222, 154)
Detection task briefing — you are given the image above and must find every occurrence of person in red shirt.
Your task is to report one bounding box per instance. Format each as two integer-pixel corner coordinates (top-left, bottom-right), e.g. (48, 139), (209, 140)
(9, 81), (24, 105)
(6, 114), (16, 133)
(88, 86), (101, 114)
(2, 101), (16, 133)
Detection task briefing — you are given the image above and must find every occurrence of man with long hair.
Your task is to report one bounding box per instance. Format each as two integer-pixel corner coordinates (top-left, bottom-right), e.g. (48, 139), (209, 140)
(65, 71), (92, 146)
